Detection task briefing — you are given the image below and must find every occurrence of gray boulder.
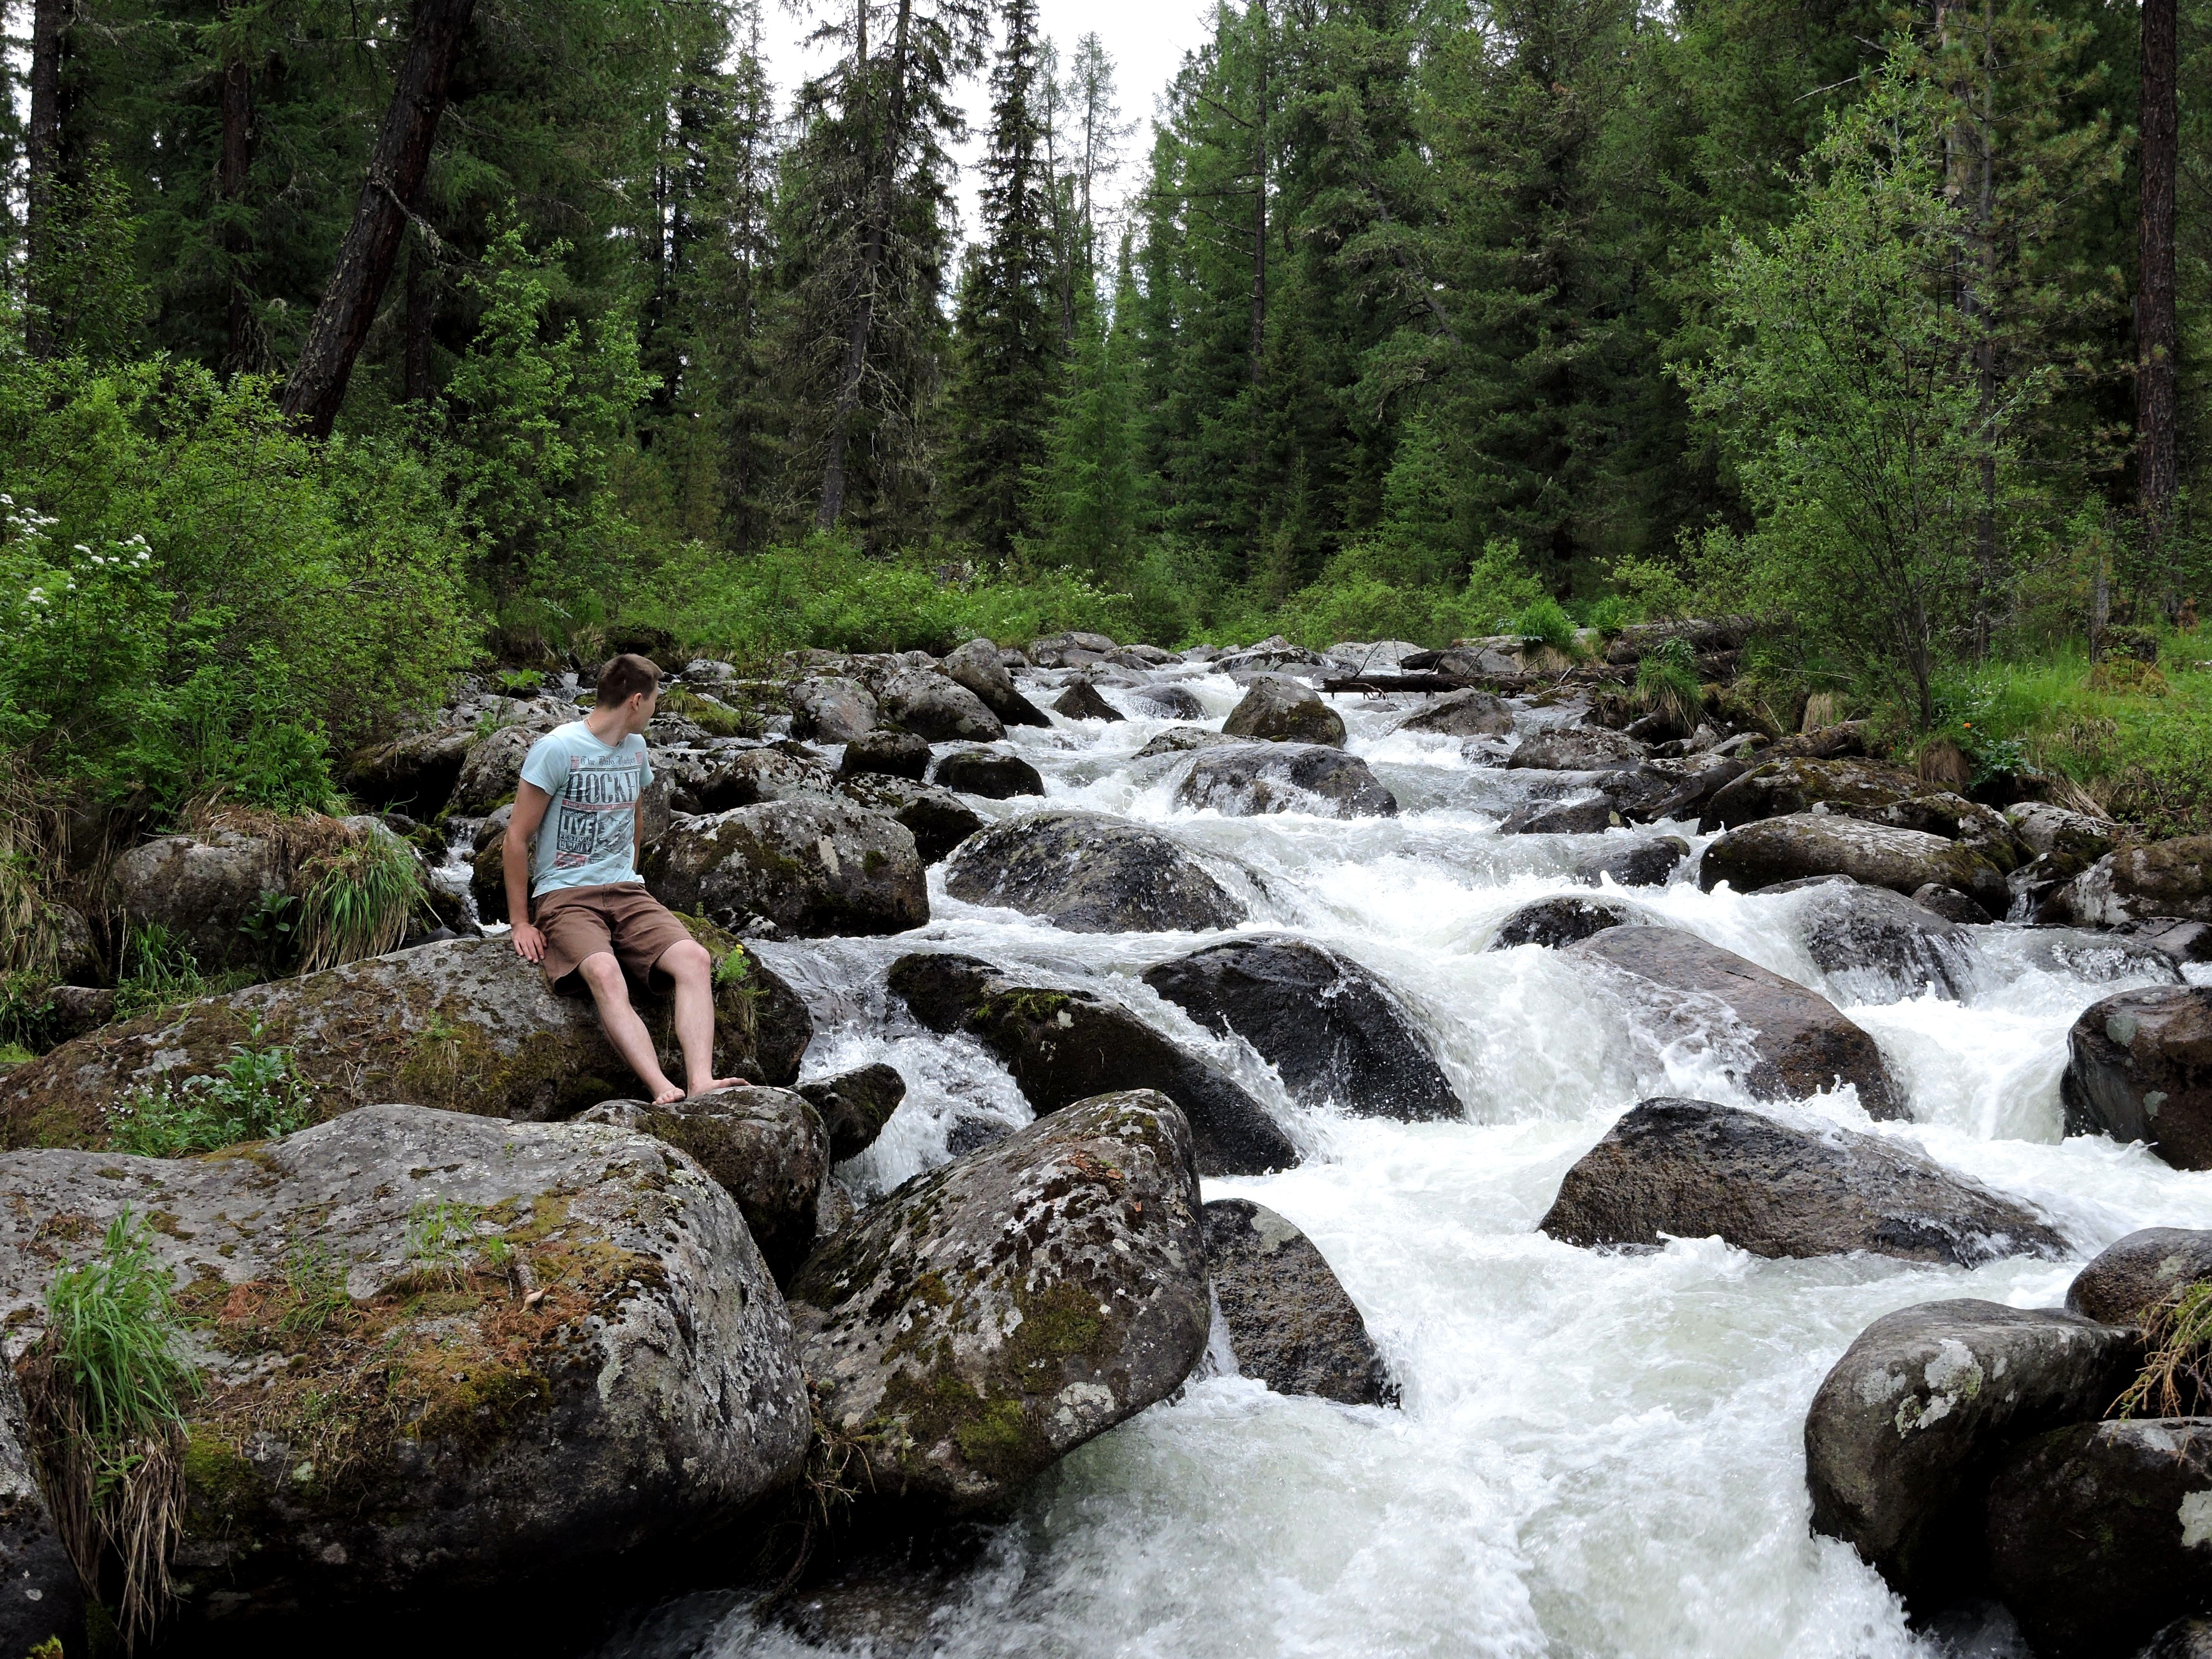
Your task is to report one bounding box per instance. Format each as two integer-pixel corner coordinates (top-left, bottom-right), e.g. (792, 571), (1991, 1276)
(578, 1086), (828, 1282)
(2049, 836), (2212, 928)
(1395, 689), (1515, 738)
(789, 1090), (1209, 1513)
(1699, 757), (1925, 832)
(1570, 837), (1688, 889)
(1567, 925), (1905, 1118)
(800, 1063), (907, 1163)
(1135, 727), (1239, 758)
(0, 1367), (80, 1659)
(1218, 636), (1327, 676)
(1507, 727), (1648, 771)
(1701, 813), (2008, 912)
(1204, 1199), (1395, 1407)
(1803, 1299), (2139, 1602)
(943, 813), (1246, 934)
(789, 676), (879, 743)
(1142, 936), (1457, 1121)
(0, 1104), (811, 1629)
(667, 745), (838, 814)
(1988, 1419), (2212, 1659)
(1175, 743), (1398, 819)
(1491, 895), (1650, 950)
(1051, 679), (1125, 722)
(942, 637), (1050, 729)
(346, 722), (476, 814)
(649, 797), (928, 938)
(106, 828), (285, 972)
(2007, 800), (2117, 864)
(1779, 877), (1976, 1003)
(1130, 683), (1206, 720)
(933, 748), (1046, 800)
(1027, 631), (1116, 669)
(877, 670), (1006, 743)
(451, 723), (542, 815)
(2068, 1228), (2212, 1325)
(1914, 884), (1993, 924)
(0, 931), (811, 1151)
(888, 953), (1297, 1176)
(1501, 796), (1620, 834)
(1222, 675), (1346, 747)
(1539, 1097), (2065, 1262)
(840, 727), (931, 781)
(835, 774), (984, 864)
(2061, 986), (2212, 1168)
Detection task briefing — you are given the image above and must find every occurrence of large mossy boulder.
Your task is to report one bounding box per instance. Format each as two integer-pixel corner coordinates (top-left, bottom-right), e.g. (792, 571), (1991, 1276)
(106, 828), (287, 973)
(1565, 925), (1905, 1118)
(1221, 674), (1346, 747)
(887, 953), (1298, 1175)
(1204, 1199), (1395, 1407)
(0, 1104), (811, 1632)
(833, 774), (983, 865)
(788, 1090), (1209, 1514)
(451, 723), (543, 815)
(1539, 1098), (2065, 1263)
(648, 796), (928, 938)
(0, 931), (810, 1151)
(1698, 756), (1925, 832)
(1803, 1300), (2139, 1603)
(941, 813), (1246, 934)
(1700, 813), (2007, 912)
(2051, 836), (2212, 927)
(1174, 743), (1398, 820)
(788, 675), (878, 743)
(876, 670), (1005, 743)
(1142, 936), (1457, 1121)
(2061, 986), (2212, 1169)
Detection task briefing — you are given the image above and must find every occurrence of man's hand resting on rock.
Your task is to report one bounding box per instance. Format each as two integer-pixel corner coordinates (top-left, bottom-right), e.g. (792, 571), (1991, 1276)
(511, 921), (547, 963)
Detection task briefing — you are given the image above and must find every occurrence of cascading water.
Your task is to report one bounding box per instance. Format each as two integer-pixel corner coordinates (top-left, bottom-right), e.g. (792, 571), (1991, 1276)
(602, 667), (2212, 1659)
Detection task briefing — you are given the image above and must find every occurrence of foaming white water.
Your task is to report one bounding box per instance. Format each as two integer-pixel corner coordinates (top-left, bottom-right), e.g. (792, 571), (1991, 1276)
(622, 678), (2212, 1659)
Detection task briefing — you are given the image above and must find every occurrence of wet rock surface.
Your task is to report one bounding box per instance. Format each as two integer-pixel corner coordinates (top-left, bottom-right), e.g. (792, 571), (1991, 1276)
(1779, 877), (1976, 1003)
(1204, 1199), (1395, 1407)
(0, 1367), (79, 1659)
(1701, 813), (2007, 910)
(1803, 1299), (2139, 1602)
(1222, 674), (1346, 746)
(2062, 986), (2212, 1168)
(1507, 727), (1648, 771)
(1395, 688), (1515, 737)
(790, 675), (880, 743)
(841, 727), (932, 781)
(834, 773), (984, 864)
(876, 669), (1006, 743)
(1566, 925), (1904, 1117)
(1130, 683), (1206, 720)
(1051, 679), (1125, 722)
(2068, 1227), (2212, 1324)
(942, 813), (1247, 933)
(2050, 836), (2212, 927)
(943, 637), (1050, 729)
(1142, 936), (1457, 1121)
(1491, 895), (1651, 949)
(788, 1090), (1209, 1514)
(932, 747), (1046, 799)
(1569, 836), (1688, 889)
(801, 1062), (908, 1163)
(1539, 1098), (2066, 1263)
(1699, 756), (1925, 832)
(1135, 726), (1240, 758)
(649, 796), (928, 938)
(1175, 742), (1399, 819)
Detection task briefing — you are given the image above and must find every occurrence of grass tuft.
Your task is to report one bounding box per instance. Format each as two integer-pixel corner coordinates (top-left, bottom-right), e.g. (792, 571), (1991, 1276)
(1512, 596), (1579, 653)
(293, 826), (426, 974)
(2114, 1282), (2212, 1419)
(1635, 637), (1704, 731)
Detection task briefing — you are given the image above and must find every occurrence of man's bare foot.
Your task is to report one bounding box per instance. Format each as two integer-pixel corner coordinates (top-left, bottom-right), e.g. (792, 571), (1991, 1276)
(687, 1077), (745, 1097)
(649, 1079), (686, 1105)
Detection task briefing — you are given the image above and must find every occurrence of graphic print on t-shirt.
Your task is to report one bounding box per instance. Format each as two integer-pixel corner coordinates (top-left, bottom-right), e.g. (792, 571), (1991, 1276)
(552, 747), (642, 870)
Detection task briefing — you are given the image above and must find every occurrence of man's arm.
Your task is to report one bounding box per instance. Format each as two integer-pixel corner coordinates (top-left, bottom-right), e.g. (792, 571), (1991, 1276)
(506, 782), (552, 961)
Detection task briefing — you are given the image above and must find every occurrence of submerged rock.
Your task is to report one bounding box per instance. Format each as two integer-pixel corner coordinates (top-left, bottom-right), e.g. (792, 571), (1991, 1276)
(1222, 674), (1346, 747)
(1988, 1419), (2212, 1659)
(789, 1090), (1209, 1514)
(888, 953), (1298, 1176)
(942, 813), (1247, 934)
(2143, 1619), (2212, 1659)
(1779, 877), (1976, 1004)
(1135, 726), (1240, 759)
(1507, 727), (1648, 771)
(1204, 1199), (1395, 1407)
(1130, 683), (1206, 720)
(1699, 756), (1924, 832)
(1803, 1299), (2138, 1603)
(1539, 1098), (2065, 1263)
(0, 1104), (811, 1631)
(835, 774), (984, 864)
(1500, 796), (1620, 834)
(649, 796), (928, 938)
(800, 1063), (908, 1163)
(1395, 688), (1515, 738)
(1051, 679), (1125, 722)
(1143, 936), (1456, 1121)
(1701, 813), (2007, 911)
(932, 748), (1045, 800)
(1566, 925), (1905, 1117)
(0, 931), (810, 1151)
(1569, 836), (1689, 889)
(1491, 895), (1651, 950)
(2061, 986), (2212, 1169)
(1175, 743), (1399, 819)
(2067, 1227), (2212, 1325)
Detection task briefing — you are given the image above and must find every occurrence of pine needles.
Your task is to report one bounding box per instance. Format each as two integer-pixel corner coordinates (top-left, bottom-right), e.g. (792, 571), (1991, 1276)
(2114, 1282), (2212, 1420)
(23, 1210), (202, 1650)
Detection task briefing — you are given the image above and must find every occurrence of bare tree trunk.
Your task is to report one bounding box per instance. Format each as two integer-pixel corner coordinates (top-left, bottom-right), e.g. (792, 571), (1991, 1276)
(25, 0), (70, 359)
(2140, 0), (2181, 599)
(280, 0), (479, 439)
(220, 15), (255, 373)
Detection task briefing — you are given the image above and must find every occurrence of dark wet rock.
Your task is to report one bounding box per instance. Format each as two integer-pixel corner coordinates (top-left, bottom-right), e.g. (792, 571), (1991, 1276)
(1143, 937), (1457, 1121)
(0, 1366), (80, 1659)
(788, 1090), (1209, 1513)
(2061, 986), (2212, 1168)
(40, 984), (117, 1044)
(2048, 837), (2212, 928)
(668, 746), (839, 814)
(1501, 796), (1620, 834)
(649, 797), (927, 939)
(943, 1116), (1012, 1158)
(1135, 726), (1239, 759)
(943, 637), (1051, 729)
(830, 774), (982, 865)
(1988, 1419), (2212, 1659)
(1639, 755), (1751, 826)
(1540, 1098), (2065, 1262)
(790, 675), (879, 743)
(1396, 688), (1515, 738)
(932, 748), (1045, 800)
(1051, 679), (1126, 722)
(942, 813), (1246, 934)
(800, 1063), (908, 1164)
(1780, 878), (1976, 1004)
(1913, 884), (1993, 924)
(1507, 727), (1648, 771)
(1803, 1300), (2140, 1603)
(0, 1104), (811, 1630)
(1570, 836), (1689, 889)
(2068, 1228), (2212, 1325)
(1027, 631), (1117, 669)
(1111, 644), (1178, 668)
(106, 828), (285, 972)
(1204, 1199), (1395, 1406)
(579, 1086), (828, 1282)
(2120, 918), (2212, 965)
(840, 727), (932, 781)
(1491, 895), (1651, 950)
(887, 954), (1297, 1176)
(876, 670), (1005, 744)
(1701, 813), (2008, 912)
(2018, 928), (2186, 985)
(1175, 743), (1398, 820)
(1222, 674), (1346, 747)
(1596, 761), (1698, 823)
(1699, 757), (1926, 832)
(2144, 1620), (2212, 1659)
(1567, 925), (1905, 1117)
(0, 930), (810, 1150)
(451, 723), (543, 815)
(1130, 683), (1206, 720)
(1867, 792), (2028, 874)
(346, 722), (477, 814)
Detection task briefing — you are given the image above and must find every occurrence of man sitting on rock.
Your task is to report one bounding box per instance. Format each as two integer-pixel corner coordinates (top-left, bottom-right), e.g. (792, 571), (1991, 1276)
(505, 652), (740, 1105)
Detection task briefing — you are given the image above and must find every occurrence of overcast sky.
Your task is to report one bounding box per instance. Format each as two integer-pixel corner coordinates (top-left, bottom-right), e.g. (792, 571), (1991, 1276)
(755, 0), (1217, 244)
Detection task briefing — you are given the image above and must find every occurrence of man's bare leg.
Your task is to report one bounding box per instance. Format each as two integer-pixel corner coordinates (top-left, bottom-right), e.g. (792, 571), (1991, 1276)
(577, 952), (685, 1105)
(656, 938), (742, 1098)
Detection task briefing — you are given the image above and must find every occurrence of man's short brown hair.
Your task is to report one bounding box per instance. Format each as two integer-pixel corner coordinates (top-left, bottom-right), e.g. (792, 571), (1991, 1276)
(597, 652), (661, 707)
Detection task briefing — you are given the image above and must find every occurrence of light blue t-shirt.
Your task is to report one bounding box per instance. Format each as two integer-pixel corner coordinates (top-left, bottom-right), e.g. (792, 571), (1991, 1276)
(517, 721), (654, 896)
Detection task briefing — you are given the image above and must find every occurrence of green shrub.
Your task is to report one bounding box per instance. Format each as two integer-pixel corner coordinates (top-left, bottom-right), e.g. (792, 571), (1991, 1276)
(1636, 637), (1705, 728)
(1586, 595), (1631, 637)
(1512, 596), (1578, 652)
(106, 1022), (315, 1155)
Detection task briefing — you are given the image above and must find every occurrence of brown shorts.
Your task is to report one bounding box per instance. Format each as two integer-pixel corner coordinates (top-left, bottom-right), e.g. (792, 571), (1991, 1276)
(531, 883), (694, 988)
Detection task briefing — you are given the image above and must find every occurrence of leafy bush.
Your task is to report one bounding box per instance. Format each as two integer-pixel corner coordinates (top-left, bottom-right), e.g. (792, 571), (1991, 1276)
(107, 1024), (315, 1155)
(1512, 596), (1578, 652)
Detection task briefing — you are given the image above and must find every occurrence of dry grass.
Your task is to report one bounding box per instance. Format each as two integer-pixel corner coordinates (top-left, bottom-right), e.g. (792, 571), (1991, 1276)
(2114, 1282), (2212, 1420)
